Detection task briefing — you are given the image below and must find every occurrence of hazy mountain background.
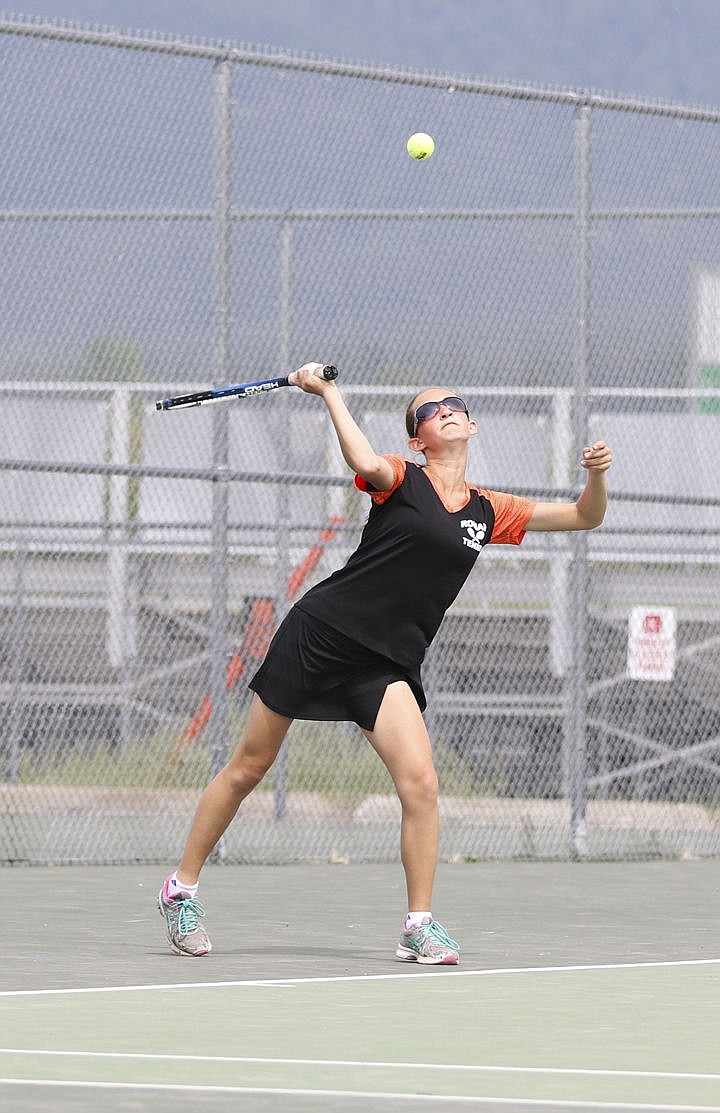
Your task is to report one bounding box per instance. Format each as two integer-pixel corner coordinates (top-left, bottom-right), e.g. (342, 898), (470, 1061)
(2, 0), (720, 107)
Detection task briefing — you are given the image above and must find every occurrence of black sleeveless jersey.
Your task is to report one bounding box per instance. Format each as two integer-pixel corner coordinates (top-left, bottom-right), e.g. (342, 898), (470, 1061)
(297, 456), (533, 670)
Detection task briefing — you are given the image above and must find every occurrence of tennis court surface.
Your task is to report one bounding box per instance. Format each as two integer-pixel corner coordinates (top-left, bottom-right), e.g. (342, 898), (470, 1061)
(2, 859), (719, 1112)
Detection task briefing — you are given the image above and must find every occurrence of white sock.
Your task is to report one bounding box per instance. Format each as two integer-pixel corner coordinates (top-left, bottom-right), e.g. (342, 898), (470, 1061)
(167, 872), (199, 899)
(405, 910), (431, 930)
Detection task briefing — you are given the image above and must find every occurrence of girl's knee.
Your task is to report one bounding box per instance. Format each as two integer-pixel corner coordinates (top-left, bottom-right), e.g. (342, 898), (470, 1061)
(223, 754), (271, 795)
(398, 766), (439, 810)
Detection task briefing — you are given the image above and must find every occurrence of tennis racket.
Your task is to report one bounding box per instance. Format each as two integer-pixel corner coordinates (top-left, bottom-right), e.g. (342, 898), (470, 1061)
(155, 364), (338, 412)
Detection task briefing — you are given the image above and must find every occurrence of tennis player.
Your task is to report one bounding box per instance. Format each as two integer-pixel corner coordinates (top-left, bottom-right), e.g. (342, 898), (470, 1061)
(159, 363), (612, 965)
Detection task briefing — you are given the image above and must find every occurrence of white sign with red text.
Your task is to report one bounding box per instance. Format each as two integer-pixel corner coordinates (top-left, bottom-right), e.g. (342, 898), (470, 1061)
(627, 607), (677, 682)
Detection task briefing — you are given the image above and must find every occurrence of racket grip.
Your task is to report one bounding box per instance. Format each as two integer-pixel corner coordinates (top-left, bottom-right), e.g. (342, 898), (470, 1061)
(287, 363), (338, 386)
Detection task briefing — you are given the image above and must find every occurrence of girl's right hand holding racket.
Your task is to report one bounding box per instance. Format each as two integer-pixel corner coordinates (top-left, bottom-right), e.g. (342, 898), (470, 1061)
(289, 363), (338, 394)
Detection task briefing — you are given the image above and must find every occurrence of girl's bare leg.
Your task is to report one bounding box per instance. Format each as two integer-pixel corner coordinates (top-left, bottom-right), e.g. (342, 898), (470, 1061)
(177, 695), (293, 883)
(362, 681), (439, 912)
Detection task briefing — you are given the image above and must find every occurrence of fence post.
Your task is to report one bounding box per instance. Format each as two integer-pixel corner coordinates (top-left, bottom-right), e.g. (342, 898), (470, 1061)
(6, 541), (27, 785)
(273, 217), (294, 820)
(107, 386), (130, 670)
(209, 57), (232, 855)
(550, 389), (572, 680)
(566, 102), (592, 858)
(107, 385), (138, 747)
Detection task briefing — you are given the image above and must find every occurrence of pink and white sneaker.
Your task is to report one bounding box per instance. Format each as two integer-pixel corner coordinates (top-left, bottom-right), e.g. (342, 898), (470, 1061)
(157, 877), (212, 956)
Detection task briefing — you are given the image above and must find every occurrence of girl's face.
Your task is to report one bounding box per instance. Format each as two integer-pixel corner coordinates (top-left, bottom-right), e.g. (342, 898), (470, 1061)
(409, 388), (475, 447)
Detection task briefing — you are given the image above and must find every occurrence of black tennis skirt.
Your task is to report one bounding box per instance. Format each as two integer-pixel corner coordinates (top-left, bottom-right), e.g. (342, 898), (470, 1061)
(248, 605), (426, 732)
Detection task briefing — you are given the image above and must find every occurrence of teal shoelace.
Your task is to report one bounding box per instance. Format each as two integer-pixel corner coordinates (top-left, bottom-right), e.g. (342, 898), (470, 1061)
(422, 920), (459, 951)
(175, 897), (206, 935)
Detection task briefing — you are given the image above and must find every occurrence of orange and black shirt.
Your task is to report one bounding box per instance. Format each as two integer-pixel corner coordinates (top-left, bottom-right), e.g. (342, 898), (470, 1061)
(297, 455), (534, 670)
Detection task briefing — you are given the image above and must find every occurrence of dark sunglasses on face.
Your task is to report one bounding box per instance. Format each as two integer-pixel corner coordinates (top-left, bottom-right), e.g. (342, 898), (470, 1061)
(413, 396), (469, 436)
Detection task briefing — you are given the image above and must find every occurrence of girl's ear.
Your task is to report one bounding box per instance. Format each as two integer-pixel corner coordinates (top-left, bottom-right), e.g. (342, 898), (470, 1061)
(408, 435), (426, 453)
(468, 419), (478, 437)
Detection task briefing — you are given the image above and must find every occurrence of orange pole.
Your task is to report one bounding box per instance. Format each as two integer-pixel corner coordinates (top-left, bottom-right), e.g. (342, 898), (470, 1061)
(161, 515), (344, 774)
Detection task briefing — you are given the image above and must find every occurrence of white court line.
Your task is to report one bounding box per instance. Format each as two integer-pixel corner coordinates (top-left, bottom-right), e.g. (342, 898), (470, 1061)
(0, 1079), (717, 1112)
(0, 1049), (718, 1084)
(1, 956), (719, 997)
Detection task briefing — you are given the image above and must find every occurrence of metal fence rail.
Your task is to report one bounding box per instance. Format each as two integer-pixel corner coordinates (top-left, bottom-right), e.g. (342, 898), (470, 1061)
(0, 15), (718, 864)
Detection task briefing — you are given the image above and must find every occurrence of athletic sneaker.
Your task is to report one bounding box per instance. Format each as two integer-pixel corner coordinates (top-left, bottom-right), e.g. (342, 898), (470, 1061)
(396, 917), (459, 965)
(157, 878), (212, 956)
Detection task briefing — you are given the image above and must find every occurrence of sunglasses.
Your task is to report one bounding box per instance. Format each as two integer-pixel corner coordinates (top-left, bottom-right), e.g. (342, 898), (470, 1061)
(412, 396), (469, 436)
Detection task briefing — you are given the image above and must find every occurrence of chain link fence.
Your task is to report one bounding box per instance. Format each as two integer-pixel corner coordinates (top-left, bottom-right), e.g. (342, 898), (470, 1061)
(0, 15), (719, 864)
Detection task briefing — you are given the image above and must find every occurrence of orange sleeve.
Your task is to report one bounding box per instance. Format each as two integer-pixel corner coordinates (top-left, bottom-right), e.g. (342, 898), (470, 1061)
(353, 454), (407, 504)
(471, 487), (535, 545)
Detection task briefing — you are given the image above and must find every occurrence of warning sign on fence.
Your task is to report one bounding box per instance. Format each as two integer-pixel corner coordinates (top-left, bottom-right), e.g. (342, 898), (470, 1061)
(627, 607), (677, 681)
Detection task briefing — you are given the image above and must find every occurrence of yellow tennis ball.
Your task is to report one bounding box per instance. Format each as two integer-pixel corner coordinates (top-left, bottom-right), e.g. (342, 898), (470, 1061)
(407, 132), (435, 160)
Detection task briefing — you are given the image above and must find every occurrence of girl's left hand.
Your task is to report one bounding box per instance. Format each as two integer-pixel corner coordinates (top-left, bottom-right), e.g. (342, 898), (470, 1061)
(581, 441), (612, 472)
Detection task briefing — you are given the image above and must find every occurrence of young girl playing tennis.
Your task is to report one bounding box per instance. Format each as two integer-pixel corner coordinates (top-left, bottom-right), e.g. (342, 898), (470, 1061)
(159, 363), (612, 965)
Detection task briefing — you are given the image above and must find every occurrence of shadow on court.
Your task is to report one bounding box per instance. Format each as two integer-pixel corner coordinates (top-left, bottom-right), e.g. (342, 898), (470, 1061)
(2, 860), (719, 1112)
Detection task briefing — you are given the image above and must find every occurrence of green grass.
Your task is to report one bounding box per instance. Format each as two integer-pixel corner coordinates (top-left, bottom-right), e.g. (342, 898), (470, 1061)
(267, 720), (479, 800)
(10, 710), (480, 801)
